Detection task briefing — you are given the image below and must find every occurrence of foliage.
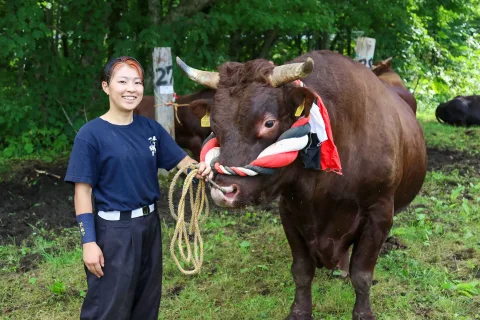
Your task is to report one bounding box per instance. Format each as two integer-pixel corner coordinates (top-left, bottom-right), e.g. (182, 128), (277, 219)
(1, 0), (480, 158)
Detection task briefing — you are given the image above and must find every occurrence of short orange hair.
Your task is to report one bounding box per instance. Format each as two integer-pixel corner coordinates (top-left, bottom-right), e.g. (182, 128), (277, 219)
(102, 56), (144, 85)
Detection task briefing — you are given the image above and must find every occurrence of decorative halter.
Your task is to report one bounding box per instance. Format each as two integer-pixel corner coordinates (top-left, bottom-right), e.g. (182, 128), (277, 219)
(199, 81), (342, 176)
(200, 118), (311, 176)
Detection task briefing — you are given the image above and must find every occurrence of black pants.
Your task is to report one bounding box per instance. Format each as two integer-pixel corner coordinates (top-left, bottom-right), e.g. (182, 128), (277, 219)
(80, 210), (162, 320)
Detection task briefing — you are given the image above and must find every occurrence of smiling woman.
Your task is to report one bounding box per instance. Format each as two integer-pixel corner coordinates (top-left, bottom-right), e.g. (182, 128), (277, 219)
(101, 56), (145, 118)
(63, 56), (212, 320)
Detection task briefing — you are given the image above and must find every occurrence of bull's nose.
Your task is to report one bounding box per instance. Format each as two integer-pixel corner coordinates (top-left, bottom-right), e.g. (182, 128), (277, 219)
(211, 183), (239, 207)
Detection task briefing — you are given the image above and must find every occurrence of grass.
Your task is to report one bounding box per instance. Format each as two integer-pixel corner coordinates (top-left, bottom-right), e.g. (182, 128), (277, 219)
(1, 113), (480, 319)
(418, 113), (480, 155)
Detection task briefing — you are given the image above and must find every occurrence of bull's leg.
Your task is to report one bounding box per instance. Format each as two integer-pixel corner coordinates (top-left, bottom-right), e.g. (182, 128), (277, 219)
(335, 250), (350, 278)
(281, 208), (315, 320)
(349, 199), (394, 320)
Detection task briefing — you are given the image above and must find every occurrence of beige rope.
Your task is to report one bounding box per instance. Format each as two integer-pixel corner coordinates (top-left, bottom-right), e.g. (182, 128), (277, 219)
(154, 102), (190, 126)
(168, 164), (209, 275)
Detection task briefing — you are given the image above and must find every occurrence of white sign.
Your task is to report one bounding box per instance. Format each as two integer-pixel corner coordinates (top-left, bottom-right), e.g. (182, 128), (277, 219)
(354, 37), (376, 69)
(159, 86), (174, 94)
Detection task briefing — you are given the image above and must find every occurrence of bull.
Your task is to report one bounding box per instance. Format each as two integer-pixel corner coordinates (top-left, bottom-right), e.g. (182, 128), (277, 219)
(134, 89), (214, 160)
(372, 57), (417, 114)
(178, 50), (427, 319)
(436, 95), (480, 127)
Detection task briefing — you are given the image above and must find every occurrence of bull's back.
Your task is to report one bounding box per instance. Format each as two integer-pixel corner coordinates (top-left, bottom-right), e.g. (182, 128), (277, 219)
(385, 85), (417, 114)
(298, 51), (426, 208)
(374, 70), (426, 211)
(378, 72), (406, 89)
(465, 95), (480, 126)
(393, 98), (427, 212)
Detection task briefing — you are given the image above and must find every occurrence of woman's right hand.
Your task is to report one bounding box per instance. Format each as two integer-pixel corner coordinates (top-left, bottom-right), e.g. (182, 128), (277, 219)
(83, 242), (105, 278)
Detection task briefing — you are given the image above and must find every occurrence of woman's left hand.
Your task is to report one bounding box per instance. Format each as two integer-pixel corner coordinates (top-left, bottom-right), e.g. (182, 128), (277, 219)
(196, 162), (212, 180)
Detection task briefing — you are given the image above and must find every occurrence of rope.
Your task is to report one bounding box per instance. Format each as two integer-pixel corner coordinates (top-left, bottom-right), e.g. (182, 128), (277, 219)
(201, 120), (312, 176)
(168, 163), (209, 275)
(154, 102), (190, 126)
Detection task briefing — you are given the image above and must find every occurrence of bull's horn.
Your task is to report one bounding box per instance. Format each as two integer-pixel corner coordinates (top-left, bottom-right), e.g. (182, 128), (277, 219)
(176, 57), (219, 89)
(268, 57), (314, 87)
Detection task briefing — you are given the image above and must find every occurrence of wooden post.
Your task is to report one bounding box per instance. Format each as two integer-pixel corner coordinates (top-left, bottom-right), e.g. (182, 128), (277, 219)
(152, 48), (175, 176)
(354, 37), (376, 69)
(152, 47), (175, 138)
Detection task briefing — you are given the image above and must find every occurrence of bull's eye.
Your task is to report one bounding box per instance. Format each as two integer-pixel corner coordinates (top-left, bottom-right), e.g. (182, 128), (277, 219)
(265, 120), (275, 128)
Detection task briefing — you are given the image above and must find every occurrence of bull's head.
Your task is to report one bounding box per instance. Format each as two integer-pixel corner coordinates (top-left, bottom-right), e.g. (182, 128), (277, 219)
(177, 57), (315, 207)
(371, 57), (393, 76)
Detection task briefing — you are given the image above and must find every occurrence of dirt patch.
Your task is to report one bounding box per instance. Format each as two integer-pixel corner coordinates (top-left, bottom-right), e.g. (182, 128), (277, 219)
(164, 285), (184, 297)
(0, 160), (76, 245)
(473, 267), (480, 279)
(452, 248), (476, 261)
(380, 236), (407, 256)
(18, 253), (43, 273)
(414, 306), (434, 319)
(427, 147), (479, 175)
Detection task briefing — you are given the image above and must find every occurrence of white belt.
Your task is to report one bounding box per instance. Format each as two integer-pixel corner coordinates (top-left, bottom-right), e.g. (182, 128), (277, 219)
(98, 204), (155, 221)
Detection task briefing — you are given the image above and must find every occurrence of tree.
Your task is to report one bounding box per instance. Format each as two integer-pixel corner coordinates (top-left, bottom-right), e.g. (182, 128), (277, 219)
(1, 0), (480, 157)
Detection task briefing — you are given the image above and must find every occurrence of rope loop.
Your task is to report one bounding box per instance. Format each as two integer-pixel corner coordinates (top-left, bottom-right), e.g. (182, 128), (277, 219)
(168, 164), (209, 275)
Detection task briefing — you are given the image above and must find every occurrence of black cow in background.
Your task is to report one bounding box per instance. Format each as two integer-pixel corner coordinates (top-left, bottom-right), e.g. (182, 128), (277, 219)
(436, 95), (480, 126)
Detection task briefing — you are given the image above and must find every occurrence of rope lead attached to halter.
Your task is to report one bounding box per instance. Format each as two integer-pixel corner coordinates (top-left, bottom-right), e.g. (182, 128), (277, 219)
(168, 164), (209, 275)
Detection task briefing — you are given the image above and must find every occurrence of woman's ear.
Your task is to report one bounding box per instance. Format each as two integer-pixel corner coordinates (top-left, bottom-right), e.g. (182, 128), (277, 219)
(102, 81), (109, 95)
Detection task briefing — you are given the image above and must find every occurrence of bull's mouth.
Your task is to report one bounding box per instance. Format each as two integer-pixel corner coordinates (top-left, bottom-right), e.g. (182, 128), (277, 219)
(211, 184), (239, 207)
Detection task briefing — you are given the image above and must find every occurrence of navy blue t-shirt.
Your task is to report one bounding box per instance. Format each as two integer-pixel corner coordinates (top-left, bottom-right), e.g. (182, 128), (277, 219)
(65, 115), (187, 212)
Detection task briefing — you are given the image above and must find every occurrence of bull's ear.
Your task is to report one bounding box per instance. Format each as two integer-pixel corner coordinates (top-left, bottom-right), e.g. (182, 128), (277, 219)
(384, 57), (392, 68)
(189, 99), (211, 119)
(289, 87), (316, 117)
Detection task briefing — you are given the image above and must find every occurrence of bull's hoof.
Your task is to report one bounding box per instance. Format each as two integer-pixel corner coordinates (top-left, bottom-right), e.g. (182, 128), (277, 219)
(285, 312), (314, 320)
(352, 311), (376, 320)
(332, 269), (349, 279)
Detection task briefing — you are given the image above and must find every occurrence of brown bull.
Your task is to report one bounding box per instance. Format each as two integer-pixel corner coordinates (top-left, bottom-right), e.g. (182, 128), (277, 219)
(178, 50), (427, 319)
(134, 90), (213, 160)
(372, 57), (417, 114)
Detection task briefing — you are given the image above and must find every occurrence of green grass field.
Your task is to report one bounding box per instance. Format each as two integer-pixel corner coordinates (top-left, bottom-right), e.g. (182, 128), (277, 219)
(1, 113), (479, 320)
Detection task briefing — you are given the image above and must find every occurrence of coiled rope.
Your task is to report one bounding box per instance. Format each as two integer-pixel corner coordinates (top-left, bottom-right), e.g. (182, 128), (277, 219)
(168, 164), (209, 275)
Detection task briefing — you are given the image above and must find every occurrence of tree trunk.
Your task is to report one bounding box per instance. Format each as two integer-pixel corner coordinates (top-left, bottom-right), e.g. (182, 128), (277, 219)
(297, 34), (303, 56)
(306, 31), (313, 52)
(62, 34), (69, 58)
(329, 33), (338, 52)
(229, 32), (242, 61)
(165, 0), (215, 22)
(45, 6), (53, 54)
(149, 0), (159, 25)
(347, 28), (352, 57)
(53, 2), (60, 56)
(316, 31), (330, 50)
(258, 29), (278, 58)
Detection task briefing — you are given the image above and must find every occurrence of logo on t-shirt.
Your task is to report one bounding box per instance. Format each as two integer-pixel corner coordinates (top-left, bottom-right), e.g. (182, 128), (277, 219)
(148, 136), (157, 156)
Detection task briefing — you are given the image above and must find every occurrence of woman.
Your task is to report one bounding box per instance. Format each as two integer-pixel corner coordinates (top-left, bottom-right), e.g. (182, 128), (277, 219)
(65, 56), (211, 320)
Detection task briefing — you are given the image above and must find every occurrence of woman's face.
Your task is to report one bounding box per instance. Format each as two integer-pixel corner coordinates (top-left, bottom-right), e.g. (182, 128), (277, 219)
(102, 64), (144, 113)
